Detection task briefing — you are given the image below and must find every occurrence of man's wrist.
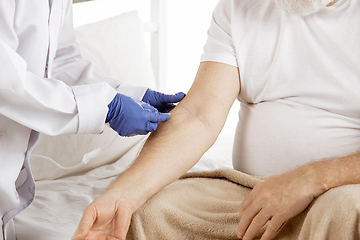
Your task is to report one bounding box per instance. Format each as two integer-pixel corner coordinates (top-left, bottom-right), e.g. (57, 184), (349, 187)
(307, 158), (353, 197)
(105, 168), (155, 210)
(104, 186), (144, 211)
(297, 162), (329, 198)
(310, 152), (360, 193)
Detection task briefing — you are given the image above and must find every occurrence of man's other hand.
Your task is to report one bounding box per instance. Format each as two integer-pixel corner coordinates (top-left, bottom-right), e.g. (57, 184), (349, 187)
(72, 192), (135, 240)
(237, 166), (327, 240)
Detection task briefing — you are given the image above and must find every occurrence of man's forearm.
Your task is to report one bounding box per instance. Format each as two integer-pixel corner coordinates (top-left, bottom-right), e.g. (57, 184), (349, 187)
(105, 62), (240, 209)
(310, 152), (360, 194)
(106, 107), (220, 208)
(271, 151), (360, 200)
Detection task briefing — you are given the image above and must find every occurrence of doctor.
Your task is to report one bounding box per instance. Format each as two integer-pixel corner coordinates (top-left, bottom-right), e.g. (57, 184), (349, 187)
(0, 0), (184, 239)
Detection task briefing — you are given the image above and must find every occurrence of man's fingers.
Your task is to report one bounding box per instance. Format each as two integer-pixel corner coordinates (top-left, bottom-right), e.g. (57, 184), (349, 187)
(237, 201), (261, 239)
(72, 207), (96, 240)
(260, 217), (284, 240)
(114, 206), (134, 239)
(242, 209), (272, 240)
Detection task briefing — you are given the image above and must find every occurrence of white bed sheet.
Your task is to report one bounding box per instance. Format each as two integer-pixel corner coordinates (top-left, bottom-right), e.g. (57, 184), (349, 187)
(15, 137), (143, 240)
(14, 132), (234, 239)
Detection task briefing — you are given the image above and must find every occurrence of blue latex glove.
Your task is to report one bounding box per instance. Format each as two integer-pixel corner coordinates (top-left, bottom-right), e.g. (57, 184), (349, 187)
(142, 89), (186, 113)
(106, 93), (170, 137)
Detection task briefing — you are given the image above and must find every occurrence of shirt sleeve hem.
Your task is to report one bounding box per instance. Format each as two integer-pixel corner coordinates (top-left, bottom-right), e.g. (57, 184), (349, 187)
(201, 53), (238, 68)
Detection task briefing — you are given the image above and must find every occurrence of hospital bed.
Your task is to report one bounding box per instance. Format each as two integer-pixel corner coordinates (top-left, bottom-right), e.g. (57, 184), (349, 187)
(14, 1), (234, 239)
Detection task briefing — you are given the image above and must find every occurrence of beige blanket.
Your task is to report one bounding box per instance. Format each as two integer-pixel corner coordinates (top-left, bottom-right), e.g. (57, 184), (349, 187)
(127, 169), (360, 240)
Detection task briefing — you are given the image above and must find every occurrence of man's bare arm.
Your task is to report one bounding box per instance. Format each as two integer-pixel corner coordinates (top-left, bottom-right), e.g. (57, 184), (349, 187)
(107, 61), (240, 205)
(314, 152), (360, 189)
(73, 61), (240, 240)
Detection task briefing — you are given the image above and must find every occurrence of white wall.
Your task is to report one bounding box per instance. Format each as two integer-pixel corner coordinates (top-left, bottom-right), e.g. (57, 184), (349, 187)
(166, 0), (218, 93)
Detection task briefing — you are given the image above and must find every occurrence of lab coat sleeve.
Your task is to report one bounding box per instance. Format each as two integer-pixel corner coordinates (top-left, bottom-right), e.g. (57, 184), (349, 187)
(0, 39), (93, 136)
(0, 1), (115, 135)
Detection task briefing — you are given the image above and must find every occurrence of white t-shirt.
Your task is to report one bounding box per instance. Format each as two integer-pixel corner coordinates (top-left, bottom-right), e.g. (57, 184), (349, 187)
(201, 0), (360, 176)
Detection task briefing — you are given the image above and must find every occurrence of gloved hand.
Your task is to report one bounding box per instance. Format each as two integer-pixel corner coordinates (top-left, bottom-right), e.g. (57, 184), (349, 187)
(142, 89), (186, 113)
(106, 93), (170, 137)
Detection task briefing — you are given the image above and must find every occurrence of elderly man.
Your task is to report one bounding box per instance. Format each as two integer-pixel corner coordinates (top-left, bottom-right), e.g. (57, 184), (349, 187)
(74, 0), (360, 239)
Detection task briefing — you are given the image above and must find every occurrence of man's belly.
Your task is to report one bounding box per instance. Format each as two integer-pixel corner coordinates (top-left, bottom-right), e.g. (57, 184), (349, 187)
(232, 100), (360, 176)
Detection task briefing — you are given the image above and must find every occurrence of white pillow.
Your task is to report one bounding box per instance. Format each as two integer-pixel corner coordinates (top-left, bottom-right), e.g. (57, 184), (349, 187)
(74, 11), (156, 89)
(30, 11), (154, 181)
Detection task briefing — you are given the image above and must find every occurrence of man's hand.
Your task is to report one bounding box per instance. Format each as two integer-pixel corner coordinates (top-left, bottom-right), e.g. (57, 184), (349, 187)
(72, 192), (135, 240)
(237, 166), (327, 240)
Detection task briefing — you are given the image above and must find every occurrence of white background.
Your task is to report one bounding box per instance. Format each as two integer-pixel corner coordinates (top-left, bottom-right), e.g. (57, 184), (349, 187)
(166, 0), (218, 93)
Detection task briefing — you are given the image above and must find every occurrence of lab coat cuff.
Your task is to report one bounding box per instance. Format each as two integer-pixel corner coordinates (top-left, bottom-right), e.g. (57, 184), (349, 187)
(72, 83), (117, 134)
(117, 83), (148, 100)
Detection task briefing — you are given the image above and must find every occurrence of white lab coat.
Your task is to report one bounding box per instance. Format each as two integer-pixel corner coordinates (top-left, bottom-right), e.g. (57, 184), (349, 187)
(0, 1), (146, 239)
